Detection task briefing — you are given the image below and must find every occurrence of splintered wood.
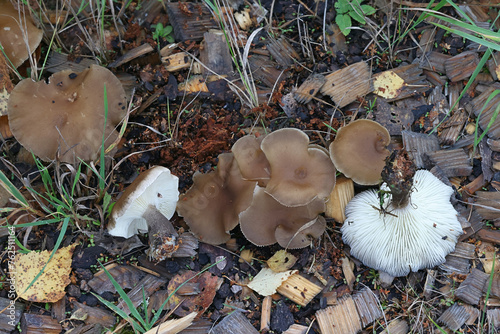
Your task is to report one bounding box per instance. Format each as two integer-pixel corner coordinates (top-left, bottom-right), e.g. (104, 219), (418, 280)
(466, 84), (500, 140)
(320, 62), (372, 107)
(266, 37), (300, 67)
(440, 242), (475, 275)
(455, 268), (489, 305)
(294, 74), (326, 104)
(402, 130), (440, 169)
(165, 2), (218, 41)
(276, 274), (322, 307)
(248, 54), (288, 88)
(210, 311), (259, 334)
(325, 176), (354, 222)
(424, 148), (472, 177)
(438, 303), (471, 331)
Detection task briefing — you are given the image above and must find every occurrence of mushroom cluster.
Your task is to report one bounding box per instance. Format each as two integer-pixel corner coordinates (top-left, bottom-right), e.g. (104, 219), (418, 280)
(177, 128), (336, 248)
(7, 65), (127, 163)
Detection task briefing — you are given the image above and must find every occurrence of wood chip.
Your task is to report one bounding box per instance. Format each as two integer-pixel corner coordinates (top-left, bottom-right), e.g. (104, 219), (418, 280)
(325, 176), (354, 222)
(293, 73), (326, 104)
(0, 297), (24, 333)
(144, 312), (197, 334)
(379, 318), (408, 334)
(248, 54), (288, 88)
(260, 296), (272, 331)
(465, 84), (500, 140)
(478, 228), (500, 245)
(266, 37), (300, 68)
(88, 264), (145, 294)
(455, 268), (489, 305)
(488, 309), (500, 329)
(352, 288), (383, 327)
(283, 324), (309, 334)
(419, 51), (451, 73)
(374, 98), (414, 135)
(199, 31), (233, 75)
(118, 274), (167, 315)
(444, 51), (480, 82)
(439, 108), (467, 146)
(71, 301), (116, 328)
(341, 257), (355, 291)
(437, 303), (471, 331)
(165, 2), (218, 42)
(424, 148), (472, 177)
(402, 130), (440, 169)
(316, 295), (362, 334)
(320, 62), (372, 107)
(109, 43), (154, 68)
(210, 311), (259, 334)
(423, 269), (436, 299)
(488, 273), (500, 299)
(487, 51), (500, 81)
(20, 314), (61, 334)
(475, 191), (500, 220)
(277, 273), (323, 307)
(162, 52), (192, 72)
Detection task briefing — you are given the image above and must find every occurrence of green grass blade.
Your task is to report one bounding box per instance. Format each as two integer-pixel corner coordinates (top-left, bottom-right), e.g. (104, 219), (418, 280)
(92, 292), (146, 332)
(0, 170), (29, 208)
(99, 84), (108, 192)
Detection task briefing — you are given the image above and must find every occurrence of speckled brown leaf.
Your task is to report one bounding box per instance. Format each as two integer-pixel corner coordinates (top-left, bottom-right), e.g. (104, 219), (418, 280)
(14, 244), (76, 302)
(166, 270), (221, 317)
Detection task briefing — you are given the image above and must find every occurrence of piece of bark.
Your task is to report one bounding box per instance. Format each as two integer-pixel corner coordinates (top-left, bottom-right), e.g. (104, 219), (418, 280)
(457, 206), (484, 242)
(487, 52), (500, 81)
(424, 148), (472, 177)
(488, 138), (500, 152)
(423, 69), (448, 86)
(165, 2), (218, 42)
(487, 273), (500, 299)
(320, 61), (373, 107)
(402, 130), (440, 169)
(248, 54), (288, 88)
(0, 297), (24, 334)
(419, 51), (451, 73)
(277, 274), (323, 307)
(20, 314), (61, 334)
(437, 303), (471, 331)
(352, 288), (383, 327)
(379, 318), (408, 334)
(210, 311), (259, 334)
(266, 37), (300, 68)
(423, 269), (436, 299)
(477, 228), (500, 244)
(51, 296), (66, 322)
(440, 242), (474, 275)
(455, 268), (489, 305)
(177, 318), (213, 333)
(88, 264), (145, 294)
(466, 84), (500, 140)
(293, 73), (326, 104)
(374, 98), (414, 135)
(118, 274), (168, 315)
(488, 309), (500, 329)
(475, 191), (500, 220)
(71, 301), (116, 328)
(316, 295), (362, 334)
(108, 43), (154, 68)
(444, 51), (480, 82)
(260, 295), (272, 331)
(199, 31), (233, 75)
(439, 108), (467, 146)
(416, 28), (436, 56)
(480, 139), (495, 182)
(464, 304), (480, 325)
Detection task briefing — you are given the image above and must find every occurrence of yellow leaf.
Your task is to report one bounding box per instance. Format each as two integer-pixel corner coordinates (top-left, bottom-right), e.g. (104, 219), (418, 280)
(247, 268), (297, 296)
(14, 244), (76, 302)
(373, 71), (405, 99)
(267, 250), (297, 272)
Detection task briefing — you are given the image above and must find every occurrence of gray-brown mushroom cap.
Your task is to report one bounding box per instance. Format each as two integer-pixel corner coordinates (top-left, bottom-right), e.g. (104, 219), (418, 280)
(231, 134), (271, 185)
(239, 186), (326, 248)
(176, 153), (256, 245)
(261, 128), (336, 207)
(0, 0), (43, 68)
(329, 119), (390, 185)
(275, 216), (326, 249)
(8, 65), (127, 163)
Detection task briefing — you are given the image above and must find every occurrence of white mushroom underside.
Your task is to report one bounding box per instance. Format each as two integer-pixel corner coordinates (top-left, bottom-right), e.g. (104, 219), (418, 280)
(341, 170), (462, 277)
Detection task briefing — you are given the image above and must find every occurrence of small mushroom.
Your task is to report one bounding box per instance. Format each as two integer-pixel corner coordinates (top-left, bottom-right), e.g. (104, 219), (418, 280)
(0, 0), (43, 68)
(341, 169), (462, 277)
(231, 134), (270, 186)
(7, 65), (127, 163)
(260, 128), (336, 207)
(240, 186), (326, 248)
(329, 119), (390, 185)
(107, 166), (179, 240)
(176, 153), (256, 245)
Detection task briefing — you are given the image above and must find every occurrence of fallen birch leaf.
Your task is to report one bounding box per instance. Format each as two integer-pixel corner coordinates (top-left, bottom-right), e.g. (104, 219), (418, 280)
(373, 71), (405, 99)
(267, 250), (297, 272)
(15, 244), (76, 302)
(247, 267), (297, 296)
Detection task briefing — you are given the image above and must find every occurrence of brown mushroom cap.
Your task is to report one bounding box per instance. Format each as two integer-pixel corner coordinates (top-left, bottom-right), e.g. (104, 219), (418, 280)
(329, 119), (390, 185)
(239, 186), (326, 248)
(176, 153), (256, 245)
(0, 0), (43, 68)
(7, 65), (127, 163)
(231, 134), (271, 185)
(275, 216), (326, 249)
(261, 128), (336, 207)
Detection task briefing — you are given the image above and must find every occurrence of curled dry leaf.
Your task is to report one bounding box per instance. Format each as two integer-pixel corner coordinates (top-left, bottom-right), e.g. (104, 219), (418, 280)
(267, 250), (297, 272)
(14, 244), (76, 302)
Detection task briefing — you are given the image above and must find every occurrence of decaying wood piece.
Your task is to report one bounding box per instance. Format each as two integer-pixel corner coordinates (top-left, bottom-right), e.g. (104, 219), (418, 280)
(248, 54), (288, 88)
(266, 37), (300, 67)
(20, 314), (61, 334)
(464, 304), (480, 325)
(260, 296), (272, 331)
(423, 269), (436, 299)
(325, 176), (354, 222)
(341, 257), (355, 291)
(423, 69), (447, 86)
(380, 318), (408, 334)
(424, 148), (472, 177)
(477, 228), (500, 245)
(474, 191), (500, 220)
(88, 264), (145, 294)
(487, 52), (500, 81)
(465, 84), (500, 140)
(487, 273), (500, 299)
(71, 301), (116, 328)
(437, 303), (471, 331)
(277, 274), (323, 307)
(294, 73), (326, 104)
(439, 108), (467, 146)
(352, 288), (383, 327)
(374, 98), (414, 135)
(457, 206), (484, 242)
(143, 312), (197, 334)
(210, 311), (259, 334)
(419, 51), (451, 73)
(118, 274), (168, 315)
(165, 2), (218, 41)
(488, 138), (500, 152)
(488, 309), (500, 329)
(416, 28), (436, 56)
(162, 52), (192, 72)
(455, 268), (489, 305)
(178, 318), (213, 333)
(444, 51), (480, 82)
(0, 297), (24, 333)
(320, 62), (373, 107)
(402, 130), (440, 169)
(109, 43), (154, 68)
(440, 242), (474, 275)
(178, 75), (209, 93)
(200, 31), (233, 75)
(316, 295), (362, 334)
(283, 324), (309, 334)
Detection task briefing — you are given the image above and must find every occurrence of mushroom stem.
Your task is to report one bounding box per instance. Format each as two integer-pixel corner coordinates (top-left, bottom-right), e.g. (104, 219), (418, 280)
(143, 205), (178, 237)
(381, 149), (416, 208)
(143, 205), (179, 262)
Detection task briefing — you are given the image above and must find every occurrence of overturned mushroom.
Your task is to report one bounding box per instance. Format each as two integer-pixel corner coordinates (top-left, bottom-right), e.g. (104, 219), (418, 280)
(329, 119), (390, 185)
(8, 65), (127, 163)
(0, 0), (43, 68)
(240, 186), (326, 248)
(341, 150), (462, 277)
(176, 153), (256, 245)
(261, 128), (336, 207)
(107, 166), (181, 261)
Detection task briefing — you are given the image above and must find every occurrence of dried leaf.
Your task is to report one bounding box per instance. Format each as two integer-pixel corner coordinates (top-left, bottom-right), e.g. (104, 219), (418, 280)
(247, 268), (297, 296)
(373, 71), (405, 99)
(267, 250), (297, 272)
(15, 244), (76, 302)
